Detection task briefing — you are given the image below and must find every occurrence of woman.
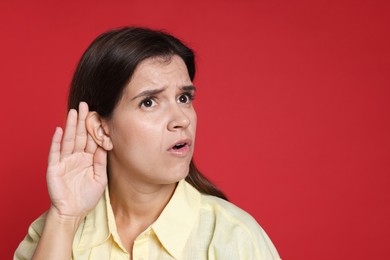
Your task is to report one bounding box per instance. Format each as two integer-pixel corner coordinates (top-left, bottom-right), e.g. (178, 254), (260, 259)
(14, 27), (280, 260)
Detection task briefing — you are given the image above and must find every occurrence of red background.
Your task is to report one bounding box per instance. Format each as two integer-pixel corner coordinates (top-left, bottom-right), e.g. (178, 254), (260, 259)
(1, 0), (389, 259)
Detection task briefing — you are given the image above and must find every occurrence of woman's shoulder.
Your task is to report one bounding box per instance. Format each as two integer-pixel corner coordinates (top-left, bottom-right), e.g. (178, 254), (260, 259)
(24, 211), (48, 238)
(197, 193), (281, 259)
(200, 193), (260, 228)
(14, 212), (48, 260)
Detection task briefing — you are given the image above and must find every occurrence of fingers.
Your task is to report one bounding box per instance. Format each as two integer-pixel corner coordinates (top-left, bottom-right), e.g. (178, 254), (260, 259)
(60, 109), (77, 159)
(73, 102), (89, 153)
(48, 127), (63, 167)
(85, 133), (98, 154)
(61, 102), (92, 159)
(93, 147), (108, 184)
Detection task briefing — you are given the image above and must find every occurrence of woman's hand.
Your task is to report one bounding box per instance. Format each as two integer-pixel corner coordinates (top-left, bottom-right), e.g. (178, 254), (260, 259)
(46, 102), (108, 219)
(29, 102), (107, 259)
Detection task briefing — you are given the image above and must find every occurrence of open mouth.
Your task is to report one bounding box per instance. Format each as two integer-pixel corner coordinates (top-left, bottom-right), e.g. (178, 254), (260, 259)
(172, 143), (187, 150)
(168, 139), (192, 154)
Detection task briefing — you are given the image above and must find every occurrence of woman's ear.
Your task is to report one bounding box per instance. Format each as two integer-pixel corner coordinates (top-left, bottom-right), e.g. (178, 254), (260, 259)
(86, 112), (113, 151)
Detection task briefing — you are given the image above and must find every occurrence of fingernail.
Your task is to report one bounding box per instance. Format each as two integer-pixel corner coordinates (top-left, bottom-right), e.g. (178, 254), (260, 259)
(98, 127), (103, 137)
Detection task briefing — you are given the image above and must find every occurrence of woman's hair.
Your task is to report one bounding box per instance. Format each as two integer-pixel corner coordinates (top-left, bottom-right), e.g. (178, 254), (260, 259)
(68, 27), (227, 200)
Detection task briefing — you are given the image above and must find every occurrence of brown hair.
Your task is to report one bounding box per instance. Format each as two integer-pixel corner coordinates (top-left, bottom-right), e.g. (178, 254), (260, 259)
(68, 27), (227, 200)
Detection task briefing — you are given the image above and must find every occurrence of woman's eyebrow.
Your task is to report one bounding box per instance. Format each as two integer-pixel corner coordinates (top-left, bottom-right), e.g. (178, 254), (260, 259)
(181, 85), (196, 92)
(131, 85), (196, 101)
(131, 87), (166, 101)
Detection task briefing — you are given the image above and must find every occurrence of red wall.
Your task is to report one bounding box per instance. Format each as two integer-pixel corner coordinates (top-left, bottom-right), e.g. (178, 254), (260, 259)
(1, 0), (389, 259)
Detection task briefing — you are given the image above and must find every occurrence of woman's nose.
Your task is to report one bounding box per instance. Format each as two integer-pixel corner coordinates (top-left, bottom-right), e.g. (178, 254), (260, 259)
(167, 105), (190, 131)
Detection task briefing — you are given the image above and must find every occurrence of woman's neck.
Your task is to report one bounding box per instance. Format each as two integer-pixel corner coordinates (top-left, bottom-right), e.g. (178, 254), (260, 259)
(109, 175), (176, 220)
(109, 170), (175, 225)
(107, 170), (177, 253)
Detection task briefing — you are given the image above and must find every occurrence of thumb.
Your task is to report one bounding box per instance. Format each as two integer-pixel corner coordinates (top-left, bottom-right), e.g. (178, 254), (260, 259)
(93, 147), (108, 185)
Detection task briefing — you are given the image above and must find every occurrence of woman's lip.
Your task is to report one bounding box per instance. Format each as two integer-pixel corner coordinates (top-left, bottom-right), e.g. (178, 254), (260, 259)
(167, 143), (191, 156)
(168, 138), (192, 150)
(167, 139), (192, 157)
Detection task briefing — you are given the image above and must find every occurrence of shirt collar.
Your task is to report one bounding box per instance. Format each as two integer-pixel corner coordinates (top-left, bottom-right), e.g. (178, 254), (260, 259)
(77, 188), (112, 251)
(151, 180), (201, 259)
(77, 179), (201, 258)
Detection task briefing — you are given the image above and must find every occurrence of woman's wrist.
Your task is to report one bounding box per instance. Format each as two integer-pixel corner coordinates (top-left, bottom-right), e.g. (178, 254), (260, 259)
(31, 206), (85, 259)
(46, 206), (85, 233)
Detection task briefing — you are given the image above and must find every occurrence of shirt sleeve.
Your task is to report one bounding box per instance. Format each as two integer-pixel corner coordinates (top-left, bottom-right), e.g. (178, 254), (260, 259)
(13, 213), (46, 260)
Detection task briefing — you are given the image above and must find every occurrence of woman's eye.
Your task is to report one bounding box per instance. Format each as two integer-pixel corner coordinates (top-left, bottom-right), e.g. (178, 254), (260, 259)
(140, 98), (156, 108)
(178, 93), (194, 104)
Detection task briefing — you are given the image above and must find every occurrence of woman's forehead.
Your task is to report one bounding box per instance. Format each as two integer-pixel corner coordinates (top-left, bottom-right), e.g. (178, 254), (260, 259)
(126, 55), (191, 92)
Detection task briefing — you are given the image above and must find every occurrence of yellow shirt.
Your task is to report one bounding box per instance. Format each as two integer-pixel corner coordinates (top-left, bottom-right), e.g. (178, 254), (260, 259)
(14, 180), (281, 260)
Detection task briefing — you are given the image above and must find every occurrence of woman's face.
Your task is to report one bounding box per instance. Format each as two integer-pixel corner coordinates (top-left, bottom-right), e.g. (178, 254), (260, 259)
(104, 55), (197, 186)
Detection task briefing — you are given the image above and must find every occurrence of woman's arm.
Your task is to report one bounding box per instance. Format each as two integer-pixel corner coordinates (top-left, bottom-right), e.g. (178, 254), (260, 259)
(28, 102), (107, 260)
(31, 208), (84, 259)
